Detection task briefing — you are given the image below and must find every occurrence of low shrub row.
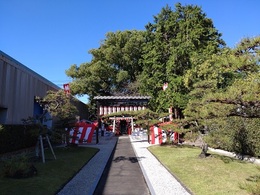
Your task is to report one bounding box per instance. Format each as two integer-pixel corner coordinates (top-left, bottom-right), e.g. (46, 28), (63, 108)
(0, 124), (39, 154)
(204, 117), (260, 158)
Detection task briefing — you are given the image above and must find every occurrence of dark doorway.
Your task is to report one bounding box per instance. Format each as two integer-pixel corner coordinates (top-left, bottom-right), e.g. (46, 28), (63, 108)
(120, 120), (127, 134)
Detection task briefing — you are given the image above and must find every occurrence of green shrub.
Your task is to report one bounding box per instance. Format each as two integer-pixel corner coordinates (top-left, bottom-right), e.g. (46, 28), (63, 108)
(0, 125), (39, 154)
(203, 118), (233, 151)
(50, 128), (66, 145)
(0, 124), (69, 154)
(204, 117), (260, 157)
(184, 131), (199, 142)
(244, 118), (260, 157)
(3, 154), (37, 178)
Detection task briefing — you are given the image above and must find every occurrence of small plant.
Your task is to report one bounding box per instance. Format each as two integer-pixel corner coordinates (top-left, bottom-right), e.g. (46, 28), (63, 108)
(3, 154), (37, 179)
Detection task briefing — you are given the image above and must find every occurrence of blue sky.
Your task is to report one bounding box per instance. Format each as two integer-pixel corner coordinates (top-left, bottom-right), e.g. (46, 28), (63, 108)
(1, 0), (259, 103)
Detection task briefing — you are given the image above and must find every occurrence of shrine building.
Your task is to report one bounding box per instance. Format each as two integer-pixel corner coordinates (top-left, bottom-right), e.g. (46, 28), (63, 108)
(93, 95), (151, 135)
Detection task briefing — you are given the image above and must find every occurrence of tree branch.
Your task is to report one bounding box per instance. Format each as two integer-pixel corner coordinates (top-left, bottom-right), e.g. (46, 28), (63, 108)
(207, 99), (260, 108)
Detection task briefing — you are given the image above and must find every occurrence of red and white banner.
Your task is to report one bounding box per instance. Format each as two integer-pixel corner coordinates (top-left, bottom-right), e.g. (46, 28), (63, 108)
(63, 83), (70, 95)
(69, 123), (96, 144)
(150, 126), (162, 145)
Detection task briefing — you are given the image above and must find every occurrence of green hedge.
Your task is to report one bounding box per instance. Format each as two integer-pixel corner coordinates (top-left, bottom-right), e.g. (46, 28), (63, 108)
(0, 125), (39, 154)
(204, 117), (260, 157)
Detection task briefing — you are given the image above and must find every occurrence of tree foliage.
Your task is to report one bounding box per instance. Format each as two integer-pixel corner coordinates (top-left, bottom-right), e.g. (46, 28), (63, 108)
(138, 3), (225, 116)
(185, 36), (260, 121)
(64, 2), (260, 156)
(66, 30), (146, 103)
(184, 36), (260, 156)
(36, 90), (79, 124)
(66, 3), (224, 116)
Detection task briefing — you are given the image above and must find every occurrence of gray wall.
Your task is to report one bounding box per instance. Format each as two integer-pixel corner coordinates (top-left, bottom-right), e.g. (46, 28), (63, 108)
(0, 51), (59, 124)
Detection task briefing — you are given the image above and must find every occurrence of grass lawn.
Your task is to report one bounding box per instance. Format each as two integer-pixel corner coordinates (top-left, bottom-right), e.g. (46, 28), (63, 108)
(149, 145), (259, 195)
(0, 146), (99, 195)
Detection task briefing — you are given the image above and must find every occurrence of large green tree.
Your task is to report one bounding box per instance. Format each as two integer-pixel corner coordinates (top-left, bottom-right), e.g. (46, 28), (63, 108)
(184, 36), (260, 156)
(185, 36), (260, 121)
(66, 30), (146, 104)
(66, 3), (225, 117)
(138, 3), (225, 117)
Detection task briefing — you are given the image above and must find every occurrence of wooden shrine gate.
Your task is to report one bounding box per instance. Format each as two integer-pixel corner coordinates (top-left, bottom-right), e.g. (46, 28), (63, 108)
(94, 96), (151, 136)
(109, 116), (135, 135)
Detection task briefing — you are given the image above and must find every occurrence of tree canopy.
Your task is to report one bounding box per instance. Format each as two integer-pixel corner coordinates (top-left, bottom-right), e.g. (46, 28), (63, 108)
(138, 3), (225, 116)
(64, 3), (260, 156)
(184, 36), (260, 121)
(35, 90), (79, 128)
(66, 3), (225, 118)
(66, 30), (146, 103)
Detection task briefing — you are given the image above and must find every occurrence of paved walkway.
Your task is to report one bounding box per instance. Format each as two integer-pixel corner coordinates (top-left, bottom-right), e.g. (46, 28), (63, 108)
(93, 136), (150, 195)
(57, 134), (192, 195)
